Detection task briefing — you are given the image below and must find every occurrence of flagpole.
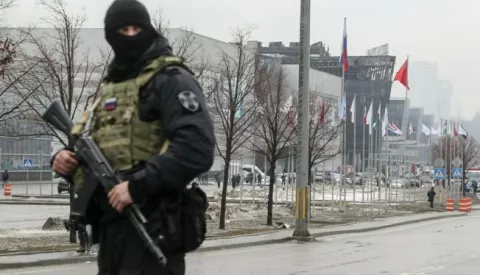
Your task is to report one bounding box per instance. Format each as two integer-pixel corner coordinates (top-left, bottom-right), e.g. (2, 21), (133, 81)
(377, 105), (382, 201)
(439, 119), (443, 205)
(369, 113), (373, 212)
(451, 121), (460, 200)
(362, 96), (366, 209)
(386, 127), (391, 206)
(443, 120), (448, 198)
(339, 17), (348, 211)
(401, 56), (410, 204)
(352, 95), (356, 210)
(439, 119), (442, 203)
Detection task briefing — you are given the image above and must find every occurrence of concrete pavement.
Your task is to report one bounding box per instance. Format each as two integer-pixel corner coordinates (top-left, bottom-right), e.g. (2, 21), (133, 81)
(0, 204), (68, 230)
(0, 211), (477, 274)
(0, 210), (466, 269)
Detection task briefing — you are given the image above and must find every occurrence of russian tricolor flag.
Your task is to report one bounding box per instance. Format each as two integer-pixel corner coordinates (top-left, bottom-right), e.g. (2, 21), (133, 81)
(339, 17), (348, 73)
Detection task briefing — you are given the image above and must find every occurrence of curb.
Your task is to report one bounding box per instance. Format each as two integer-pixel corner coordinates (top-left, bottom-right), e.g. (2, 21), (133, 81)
(12, 195), (69, 199)
(0, 212), (465, 269)
(0, 201), (69, 206)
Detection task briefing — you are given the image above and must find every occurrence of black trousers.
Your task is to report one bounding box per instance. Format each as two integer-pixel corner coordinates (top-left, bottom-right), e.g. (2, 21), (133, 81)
(97, 219), (185, 275)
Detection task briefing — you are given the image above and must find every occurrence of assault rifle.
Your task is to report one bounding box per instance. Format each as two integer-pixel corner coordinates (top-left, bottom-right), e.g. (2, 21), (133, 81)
(42, 100), (167, 265)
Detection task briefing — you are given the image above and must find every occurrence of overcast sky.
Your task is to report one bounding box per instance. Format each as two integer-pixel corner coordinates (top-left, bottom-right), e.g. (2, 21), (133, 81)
(4, 0), (479, 119)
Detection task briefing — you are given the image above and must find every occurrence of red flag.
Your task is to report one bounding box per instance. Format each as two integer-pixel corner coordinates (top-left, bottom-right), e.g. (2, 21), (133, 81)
(394, 59), (410, 90)
(318, 101), (326, 124)
(287, 111), (294, 127)
(453, 122), (459, 137)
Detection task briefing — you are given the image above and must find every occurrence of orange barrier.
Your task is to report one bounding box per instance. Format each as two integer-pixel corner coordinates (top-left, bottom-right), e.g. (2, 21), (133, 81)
(445, 197), (455, 211)
(458, 197), (472, 213)
(3, 183), (11, 196)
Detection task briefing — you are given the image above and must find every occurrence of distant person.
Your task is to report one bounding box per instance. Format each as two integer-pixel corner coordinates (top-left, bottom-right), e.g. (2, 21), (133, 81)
(2, 170), (8, 187)
(235, 174), (241, 187)
(427, 187), (436, 208)
(215, 173), (221, 188)
(472, 180), (478, 193)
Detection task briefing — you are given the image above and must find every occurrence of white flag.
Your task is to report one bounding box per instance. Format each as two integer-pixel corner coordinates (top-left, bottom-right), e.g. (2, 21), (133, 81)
(430, 127), (439, 136)
(421, 124), (431, 136)
(350, 95), (356, 123)
(382, 106), (388, 137)
(458, 124), (468, 138)
(330, 104), (336, 127)
(365, 102), (373, 135)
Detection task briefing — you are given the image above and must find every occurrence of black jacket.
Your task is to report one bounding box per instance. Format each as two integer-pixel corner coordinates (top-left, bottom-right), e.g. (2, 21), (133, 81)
(51, 34), (215, 212)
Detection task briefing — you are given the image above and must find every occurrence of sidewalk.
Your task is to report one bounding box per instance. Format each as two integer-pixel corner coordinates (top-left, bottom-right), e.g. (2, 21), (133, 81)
(0, 210), (467, 269)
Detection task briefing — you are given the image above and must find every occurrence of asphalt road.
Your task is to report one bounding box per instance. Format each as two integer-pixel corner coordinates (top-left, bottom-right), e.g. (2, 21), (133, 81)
(1, 213), (478, 274)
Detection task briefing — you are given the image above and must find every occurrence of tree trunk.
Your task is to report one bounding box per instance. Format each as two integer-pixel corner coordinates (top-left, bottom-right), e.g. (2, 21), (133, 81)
(219, 152), (231, 230)
(267, 159), (276, 226)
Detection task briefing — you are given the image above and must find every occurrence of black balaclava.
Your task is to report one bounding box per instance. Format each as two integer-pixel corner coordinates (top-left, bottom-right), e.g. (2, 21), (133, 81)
(104, 0), (156, 65)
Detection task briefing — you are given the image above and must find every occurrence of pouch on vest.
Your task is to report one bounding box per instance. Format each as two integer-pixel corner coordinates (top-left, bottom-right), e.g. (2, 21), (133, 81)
(145, 182), (208, 254)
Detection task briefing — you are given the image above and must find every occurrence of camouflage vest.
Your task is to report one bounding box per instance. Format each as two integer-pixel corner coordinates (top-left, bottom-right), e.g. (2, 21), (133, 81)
(72, 56), (192, 190)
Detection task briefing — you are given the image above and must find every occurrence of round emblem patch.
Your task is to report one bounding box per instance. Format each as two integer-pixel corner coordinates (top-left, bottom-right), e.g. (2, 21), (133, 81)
(177, 91), (199, 112)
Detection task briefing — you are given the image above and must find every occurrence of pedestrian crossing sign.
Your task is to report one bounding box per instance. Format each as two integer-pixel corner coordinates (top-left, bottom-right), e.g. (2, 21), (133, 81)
(23, 159), (33, 168)
(452, 167), (463, 179)
(433, 168), (445, 180)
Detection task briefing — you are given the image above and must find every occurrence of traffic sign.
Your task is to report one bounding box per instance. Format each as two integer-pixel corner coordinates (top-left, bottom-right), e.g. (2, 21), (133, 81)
(433, 168), (445, 180)
(23, 159), (33, 168)
(434, 158), (445, 167)
(452, 167), (463, 179)
(451, 157), (462, 167)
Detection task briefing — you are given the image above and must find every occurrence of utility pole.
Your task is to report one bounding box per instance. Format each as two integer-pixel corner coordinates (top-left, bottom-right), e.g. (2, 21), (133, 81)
(293, 0), (311, 239)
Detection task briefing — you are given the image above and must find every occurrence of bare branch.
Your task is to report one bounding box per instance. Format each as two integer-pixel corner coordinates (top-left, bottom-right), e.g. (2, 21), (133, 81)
(209, 27), (259, 229)
(306, 93), (342, 171)
(431, 136), (480, 176)
(252, 59), (297, 226)
(10, 0), (109, 139)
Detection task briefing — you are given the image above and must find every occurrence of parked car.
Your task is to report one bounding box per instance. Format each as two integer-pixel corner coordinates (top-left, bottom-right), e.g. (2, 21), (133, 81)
(325, 172), (341, 183)
(53, 173), (70, 194)
(407, 177), (421, 188)
(391, 178), (407, 188)
(314, 171), (324, 183)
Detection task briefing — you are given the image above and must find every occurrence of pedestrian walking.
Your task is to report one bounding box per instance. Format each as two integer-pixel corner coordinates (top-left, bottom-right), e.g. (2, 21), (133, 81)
(427, 187), (436, 208)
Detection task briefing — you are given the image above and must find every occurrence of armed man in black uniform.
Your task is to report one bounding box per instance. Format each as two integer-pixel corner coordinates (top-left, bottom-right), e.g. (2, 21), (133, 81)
(50, 0), (215, 274)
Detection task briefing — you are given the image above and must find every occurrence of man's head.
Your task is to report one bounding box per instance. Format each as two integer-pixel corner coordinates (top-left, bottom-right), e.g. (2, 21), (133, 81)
(104, 0), (157, 63)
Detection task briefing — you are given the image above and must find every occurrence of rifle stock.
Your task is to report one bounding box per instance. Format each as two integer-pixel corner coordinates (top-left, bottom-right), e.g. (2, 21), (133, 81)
(42, 100), (167, 265)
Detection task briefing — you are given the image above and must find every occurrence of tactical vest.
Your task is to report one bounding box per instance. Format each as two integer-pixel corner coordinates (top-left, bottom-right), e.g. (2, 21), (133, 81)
(71, 57), (192, 190)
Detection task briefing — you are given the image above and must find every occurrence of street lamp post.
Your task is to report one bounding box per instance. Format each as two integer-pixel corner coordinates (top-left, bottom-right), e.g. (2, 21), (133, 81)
(293, 0), (311, 239)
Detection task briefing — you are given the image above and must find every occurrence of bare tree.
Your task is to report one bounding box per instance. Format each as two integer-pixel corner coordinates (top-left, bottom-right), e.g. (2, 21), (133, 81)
(431, 135), (480, 184)
(210, 28), (258, 230)
(151, 9), (212, 99)
(152, 9), (202, 63)
(253, 64), (296, 226)
(307, 92), (342, 183)
(11, 0), (110, 143)
(0, 1), (45, 133)
(10, 0), (110, 243)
